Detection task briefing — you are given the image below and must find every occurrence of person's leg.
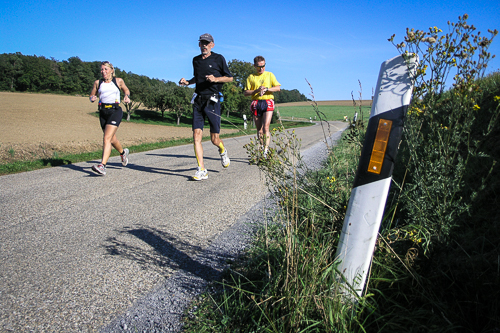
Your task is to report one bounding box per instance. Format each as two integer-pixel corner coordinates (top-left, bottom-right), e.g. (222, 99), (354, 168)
(193, 128), (204, 169)
(211, 132), (222, 150)
(192, 99), (207, 168)
(204, 99), (229, 168)
(103, 108), (127, 164)
(110, 133), (129, 166)
(192, 128), (209, 180)
(211, 132), (230, 168)
(261, 111), (273, 152)
(254, 115), (264, 146)
(110, 134), (123, 154)
(101, 124), (119, 165)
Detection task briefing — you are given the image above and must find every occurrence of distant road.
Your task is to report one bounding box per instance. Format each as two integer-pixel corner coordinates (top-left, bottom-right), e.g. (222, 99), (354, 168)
(0, 121), (347, 332)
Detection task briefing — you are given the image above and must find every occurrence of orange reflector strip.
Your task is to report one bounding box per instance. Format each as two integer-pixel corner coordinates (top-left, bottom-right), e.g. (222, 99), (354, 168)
(367, 119), (392, 174)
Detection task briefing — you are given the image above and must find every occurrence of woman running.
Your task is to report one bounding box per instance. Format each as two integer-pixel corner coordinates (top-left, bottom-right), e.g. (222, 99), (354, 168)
(89, 61), (130, 175)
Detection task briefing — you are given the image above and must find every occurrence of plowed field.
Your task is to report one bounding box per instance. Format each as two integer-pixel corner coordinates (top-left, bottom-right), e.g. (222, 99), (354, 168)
(0, 92), (235, 163)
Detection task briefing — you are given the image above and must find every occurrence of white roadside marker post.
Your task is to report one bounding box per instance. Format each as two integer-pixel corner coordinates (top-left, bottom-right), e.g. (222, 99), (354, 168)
(335, 54), (418, 298)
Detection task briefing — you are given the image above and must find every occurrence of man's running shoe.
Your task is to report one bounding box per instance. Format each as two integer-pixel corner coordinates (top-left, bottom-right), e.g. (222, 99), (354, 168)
(192, 167), (208, 181)
(121, 148), (129, 166)
(92, 163), (106, 175)
(263, 149), (268, 159)
(220, 149), (230, 168)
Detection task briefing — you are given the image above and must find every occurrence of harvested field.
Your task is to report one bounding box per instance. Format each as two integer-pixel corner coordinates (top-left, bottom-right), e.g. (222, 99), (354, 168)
(0, 92), (236, 163)
(0, 93), (363, 164)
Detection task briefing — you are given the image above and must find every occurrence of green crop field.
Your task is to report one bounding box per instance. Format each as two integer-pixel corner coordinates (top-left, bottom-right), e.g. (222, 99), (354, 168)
(276, 104), (372, 122)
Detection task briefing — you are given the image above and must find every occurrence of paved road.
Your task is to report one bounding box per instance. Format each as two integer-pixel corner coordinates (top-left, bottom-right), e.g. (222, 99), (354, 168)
(0, 121), (347, 332)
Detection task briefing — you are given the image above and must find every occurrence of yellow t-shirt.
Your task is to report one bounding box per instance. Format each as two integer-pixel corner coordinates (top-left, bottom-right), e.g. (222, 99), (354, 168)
(245, 71), (281, 100)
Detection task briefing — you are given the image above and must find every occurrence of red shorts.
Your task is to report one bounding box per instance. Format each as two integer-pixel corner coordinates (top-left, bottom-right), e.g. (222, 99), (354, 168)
(251, 99), (275, 117)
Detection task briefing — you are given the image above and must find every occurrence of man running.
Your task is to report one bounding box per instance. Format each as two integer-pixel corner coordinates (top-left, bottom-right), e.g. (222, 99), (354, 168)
(244, 55), (281, 158)
(179, 33), (233, 180)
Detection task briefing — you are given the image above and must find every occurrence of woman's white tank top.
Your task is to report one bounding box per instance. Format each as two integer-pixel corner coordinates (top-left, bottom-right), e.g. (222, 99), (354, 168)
(98, 81), (120, 104)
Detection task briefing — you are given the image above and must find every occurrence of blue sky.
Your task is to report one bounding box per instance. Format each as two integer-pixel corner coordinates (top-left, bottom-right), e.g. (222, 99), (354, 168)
(1, 0), (499, 101)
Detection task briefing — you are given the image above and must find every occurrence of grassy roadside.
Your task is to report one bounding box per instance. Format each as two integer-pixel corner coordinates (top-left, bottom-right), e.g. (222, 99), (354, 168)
(183, 124), (362, 332)
(183, 81), (500, 331)
(181, 18), (500, 331)
(0, 120), (312, 176)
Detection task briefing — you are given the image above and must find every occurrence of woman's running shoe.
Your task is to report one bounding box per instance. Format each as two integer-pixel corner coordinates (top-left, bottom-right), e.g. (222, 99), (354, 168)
(92, 163), (106, 175)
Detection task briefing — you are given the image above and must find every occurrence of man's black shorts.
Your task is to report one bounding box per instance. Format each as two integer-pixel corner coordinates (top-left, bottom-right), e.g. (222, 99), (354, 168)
(192, 95), (221, 133)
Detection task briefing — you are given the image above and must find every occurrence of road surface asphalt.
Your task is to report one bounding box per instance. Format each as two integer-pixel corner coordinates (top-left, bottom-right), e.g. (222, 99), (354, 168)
(0, 121), (347, 332)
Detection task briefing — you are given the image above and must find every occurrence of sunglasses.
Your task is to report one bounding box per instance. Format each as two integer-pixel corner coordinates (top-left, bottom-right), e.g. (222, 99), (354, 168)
(255, 64), (266, 68)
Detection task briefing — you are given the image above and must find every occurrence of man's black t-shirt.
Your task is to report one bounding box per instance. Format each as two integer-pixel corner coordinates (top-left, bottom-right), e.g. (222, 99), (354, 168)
(192, 52), (232, 95)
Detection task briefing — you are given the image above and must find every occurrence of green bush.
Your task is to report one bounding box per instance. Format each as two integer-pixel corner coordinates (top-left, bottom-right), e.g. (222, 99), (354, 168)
(387, 14), (498, 252)
(367, 15), (500, 332)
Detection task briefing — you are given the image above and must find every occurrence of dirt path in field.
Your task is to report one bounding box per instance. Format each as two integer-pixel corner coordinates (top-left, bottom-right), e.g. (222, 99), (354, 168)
(0, 92), (236, 163)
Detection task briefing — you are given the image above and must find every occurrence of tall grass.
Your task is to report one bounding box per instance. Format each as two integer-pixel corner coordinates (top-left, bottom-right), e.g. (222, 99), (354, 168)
(185, 119), (367, 332)
(184, 78), (373, 331)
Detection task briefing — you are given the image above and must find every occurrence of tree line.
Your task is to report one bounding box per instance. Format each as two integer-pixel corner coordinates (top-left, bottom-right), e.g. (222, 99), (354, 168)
(0, 52), (308, 122)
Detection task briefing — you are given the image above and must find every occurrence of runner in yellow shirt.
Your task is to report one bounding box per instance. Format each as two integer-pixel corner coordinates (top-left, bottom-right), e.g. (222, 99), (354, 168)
(244, 56), (281, 158)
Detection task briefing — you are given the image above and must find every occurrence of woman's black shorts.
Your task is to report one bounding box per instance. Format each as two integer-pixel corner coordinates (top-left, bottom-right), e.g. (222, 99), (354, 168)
(99, 107), (123, 130)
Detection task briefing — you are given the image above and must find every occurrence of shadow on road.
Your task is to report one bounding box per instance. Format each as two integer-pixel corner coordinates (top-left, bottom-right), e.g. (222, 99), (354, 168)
(61, 163), (97, 176)
(125, 163), (194, 178)
(58, 152), (250, 177)
(146, 152), (250, 166)
(103, 225), (222, 280)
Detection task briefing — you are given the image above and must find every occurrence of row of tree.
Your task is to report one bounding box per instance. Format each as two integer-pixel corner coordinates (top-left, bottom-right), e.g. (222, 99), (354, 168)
(0, 53), (308, 123)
